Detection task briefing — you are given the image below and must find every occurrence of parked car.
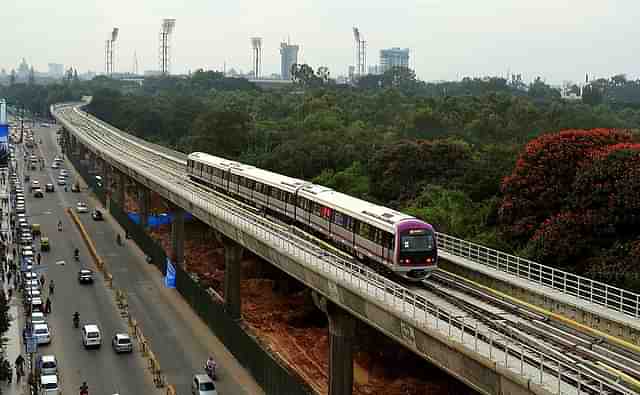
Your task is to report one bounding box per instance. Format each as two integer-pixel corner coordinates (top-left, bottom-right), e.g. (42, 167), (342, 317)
(57, 177), (66, 186)
(45, 183), (54, 192)
(39, 374), (59, 394)
(33, 323), (51, 345)
(71, 183), (80, 192)
(38, 355), (58, 375)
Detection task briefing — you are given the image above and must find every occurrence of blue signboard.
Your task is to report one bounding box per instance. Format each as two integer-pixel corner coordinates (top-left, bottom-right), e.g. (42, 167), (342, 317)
(165, 259), (176, 288)
(0, 124), (7, 167)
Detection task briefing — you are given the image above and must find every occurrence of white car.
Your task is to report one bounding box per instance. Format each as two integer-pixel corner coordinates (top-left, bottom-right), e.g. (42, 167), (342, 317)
(39, 374), (59, 394)
(82, 324), (101, 348)
(59, 169), (68, 177)
(57, 177), (66, 186)
(51, 162), (59, 169)
(31, 312), (46, 326)
(39, 355), (58, 375)
(192, 375), (217, 395)
(33, 323), (51, 345)
(76, 202), (89, 213)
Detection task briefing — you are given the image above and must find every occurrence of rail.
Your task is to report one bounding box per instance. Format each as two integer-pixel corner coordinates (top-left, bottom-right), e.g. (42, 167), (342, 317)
(52, 102), (632, 394)
(437, 233), (640, 319)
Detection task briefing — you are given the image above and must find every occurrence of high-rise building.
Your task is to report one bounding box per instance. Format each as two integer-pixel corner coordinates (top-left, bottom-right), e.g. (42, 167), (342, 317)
(280, 41), (299, 80)
(380, 48), (410, 72)
(48, 63), (64, 78)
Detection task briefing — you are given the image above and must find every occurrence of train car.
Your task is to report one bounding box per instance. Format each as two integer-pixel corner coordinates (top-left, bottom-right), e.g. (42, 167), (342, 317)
(187, 152), (437, 280)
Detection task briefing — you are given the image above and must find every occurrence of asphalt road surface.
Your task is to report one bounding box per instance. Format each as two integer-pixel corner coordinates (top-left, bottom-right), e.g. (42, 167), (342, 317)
(29, 123), (264, 395)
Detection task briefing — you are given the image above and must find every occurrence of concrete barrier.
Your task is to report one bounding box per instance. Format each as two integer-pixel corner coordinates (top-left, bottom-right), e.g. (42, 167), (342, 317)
(66, 208), (105, 271)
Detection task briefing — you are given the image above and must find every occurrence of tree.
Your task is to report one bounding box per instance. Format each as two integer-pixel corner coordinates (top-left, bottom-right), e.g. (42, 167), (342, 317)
(186, 108), (253, 158)
(582, 84), (604, 105)
(528, 77), (560, 101)
(28, 67), (35, 85)
(316, 66), (330, 85)
(9, 69), (16, 86)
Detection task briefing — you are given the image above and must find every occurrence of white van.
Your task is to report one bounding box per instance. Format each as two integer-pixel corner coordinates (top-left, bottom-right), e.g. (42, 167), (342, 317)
(39, 374), (59, 394)
(82, 324), (101, 348)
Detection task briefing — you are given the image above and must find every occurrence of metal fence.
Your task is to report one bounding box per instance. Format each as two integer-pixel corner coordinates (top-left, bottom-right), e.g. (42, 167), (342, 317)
(437, 233), (640, 319)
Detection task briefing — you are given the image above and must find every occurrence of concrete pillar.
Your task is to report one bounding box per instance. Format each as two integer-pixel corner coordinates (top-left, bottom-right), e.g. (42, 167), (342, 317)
(116, 171), (126, 207)
(138, 186), (150, 229)
(171, 205), (185, 265)
(222, 237), (244, 320)
(313, 293), (356, 395)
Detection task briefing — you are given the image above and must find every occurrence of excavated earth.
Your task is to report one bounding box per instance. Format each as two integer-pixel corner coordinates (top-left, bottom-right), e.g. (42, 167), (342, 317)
(127, 195), (473, 395)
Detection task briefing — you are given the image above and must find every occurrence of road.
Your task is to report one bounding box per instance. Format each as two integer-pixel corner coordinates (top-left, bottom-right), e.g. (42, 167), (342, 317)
(17, 129), (155, 394)
(35, 123), (264, 394)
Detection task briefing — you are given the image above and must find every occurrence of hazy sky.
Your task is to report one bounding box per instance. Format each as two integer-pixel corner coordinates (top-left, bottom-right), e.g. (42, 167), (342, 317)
(1, 0), (638, 83)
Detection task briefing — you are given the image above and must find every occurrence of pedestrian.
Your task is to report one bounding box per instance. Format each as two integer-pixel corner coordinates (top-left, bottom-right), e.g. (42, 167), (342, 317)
(22, 327), (27, 344)
(36, 253), (41, 265)
(7, 284), (12, 300)
(45, 298), (51, 314)
(7, 270), (11, 284)
(5, 362), (12, 384)
(15, 364), (21, 382)
(49, 280), (54, 295)
(39, 274), (45, 287)
(15, 355), (24, 373)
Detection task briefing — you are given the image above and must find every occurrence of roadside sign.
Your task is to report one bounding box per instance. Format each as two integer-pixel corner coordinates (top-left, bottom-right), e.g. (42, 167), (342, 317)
(165, 259), (176, 288)
(25, 336), (37, 353)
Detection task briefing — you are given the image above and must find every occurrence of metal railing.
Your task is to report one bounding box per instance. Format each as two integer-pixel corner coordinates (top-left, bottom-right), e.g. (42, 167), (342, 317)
(52, 103), (633, 394)
(437, 233), (640, 319)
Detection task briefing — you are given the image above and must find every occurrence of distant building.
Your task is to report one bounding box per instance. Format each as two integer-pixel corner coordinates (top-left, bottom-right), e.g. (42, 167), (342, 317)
(380, 48), (410, 72)
(17, 58), (30, 81)
(144, 70), (163, 77)
(280, 42), (299, 80)
(368, 65), (383, 75)
(48, 63), (64, 78)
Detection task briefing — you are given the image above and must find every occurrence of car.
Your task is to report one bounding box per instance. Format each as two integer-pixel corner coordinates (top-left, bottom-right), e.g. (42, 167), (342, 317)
(26, 289), (41, 303)
(91, 209), (103, 221)
(40, 237), (50, 251)
(33, 323), (51, 345)
(82, 324), (101, 348)
(54, 156), (63, 163)
(39, 374), (59, 394)
(45, 183), (54, 192)
(57, 177), (65, 186)
(191, 374), (217, 395)
(76, 202), (88, 213)
(31, 297), (44, 313)
(33, 189), (44, 198)
(30, 180), (40, 192)
(50, 162), (59, 169)
(15, 205), (25, 214)
(30, 312), (46, 326)
(78, 269), (93, 283)
(59, 170), (68, 177)
(38, 355), (58, 375)
(112, 333), (133, 353)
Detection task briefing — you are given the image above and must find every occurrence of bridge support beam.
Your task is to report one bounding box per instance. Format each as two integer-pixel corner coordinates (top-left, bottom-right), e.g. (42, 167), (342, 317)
(171, 205), (185, 265)
(222, 237), (244, 320)
(137, 186), (150, 229)
(313, 292), (356, 395)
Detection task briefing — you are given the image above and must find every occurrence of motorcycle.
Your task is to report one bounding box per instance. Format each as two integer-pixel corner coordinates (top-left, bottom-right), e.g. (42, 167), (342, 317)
(73, 316), (79, 328)
(205, 364), (216, 380)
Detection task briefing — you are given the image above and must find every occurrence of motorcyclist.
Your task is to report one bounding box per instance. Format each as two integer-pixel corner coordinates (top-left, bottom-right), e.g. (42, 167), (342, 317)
(116, 234), (122, 246)
(74, 248), (79, 261)
(73, 312), (80, 328)
(205, 356), (216, 378)
(49, 280), (55, 295)
(79, 381), (89, 395)
(57, 220), (62, 232)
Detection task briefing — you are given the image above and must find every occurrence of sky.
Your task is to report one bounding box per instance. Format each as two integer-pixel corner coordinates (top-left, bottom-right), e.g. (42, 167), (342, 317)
(0, 0), (638, 84)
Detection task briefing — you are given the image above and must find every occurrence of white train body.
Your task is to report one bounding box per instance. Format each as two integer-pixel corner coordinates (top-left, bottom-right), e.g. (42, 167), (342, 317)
(187, 152), (438, 281)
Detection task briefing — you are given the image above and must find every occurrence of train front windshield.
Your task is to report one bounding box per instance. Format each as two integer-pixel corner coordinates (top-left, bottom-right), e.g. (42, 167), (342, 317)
(400, 231), (434, 252)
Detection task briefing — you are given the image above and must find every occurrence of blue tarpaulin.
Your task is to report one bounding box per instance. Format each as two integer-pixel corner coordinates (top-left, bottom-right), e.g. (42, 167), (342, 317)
(127, 212), (193, 228)
(165, 258), (176, 288)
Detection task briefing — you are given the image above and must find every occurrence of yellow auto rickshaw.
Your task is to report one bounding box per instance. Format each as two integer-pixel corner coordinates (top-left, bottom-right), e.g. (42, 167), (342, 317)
(32, 223), (41, 236)
(40, 237), (50, 251)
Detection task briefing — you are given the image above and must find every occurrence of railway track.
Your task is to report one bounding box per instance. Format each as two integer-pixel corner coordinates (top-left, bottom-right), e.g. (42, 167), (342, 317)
(55, 102), (640, 395)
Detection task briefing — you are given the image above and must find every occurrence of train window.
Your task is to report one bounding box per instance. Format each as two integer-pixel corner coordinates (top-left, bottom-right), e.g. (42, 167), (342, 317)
(271, 188), (281, 200)
(320, 206), (332, 219)
(255, 183), (264, 194)
(312, 202), (322, 216)
(246, 179), (255, 189)
(358, 222), (372, 240)
(382, 232), (393, 249)
(344, 215), (354, 231)
(288, 193), (295, 204)
(334, 211), (346, 227)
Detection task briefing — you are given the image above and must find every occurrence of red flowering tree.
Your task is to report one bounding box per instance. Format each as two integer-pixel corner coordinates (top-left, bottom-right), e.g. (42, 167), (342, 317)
(499, 129), (633, 241)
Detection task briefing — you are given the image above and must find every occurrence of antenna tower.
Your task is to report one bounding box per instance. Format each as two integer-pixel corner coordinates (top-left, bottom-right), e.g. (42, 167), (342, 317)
(133, 51), (139, 75)
(159, 19), (176, 75)
(352, 27), (367, 78)
(251, 37), (263, 79)
(105, 28), (119, 76)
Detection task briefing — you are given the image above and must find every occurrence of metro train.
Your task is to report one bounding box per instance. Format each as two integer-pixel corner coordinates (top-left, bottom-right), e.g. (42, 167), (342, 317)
(186, 152), (437, 281)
